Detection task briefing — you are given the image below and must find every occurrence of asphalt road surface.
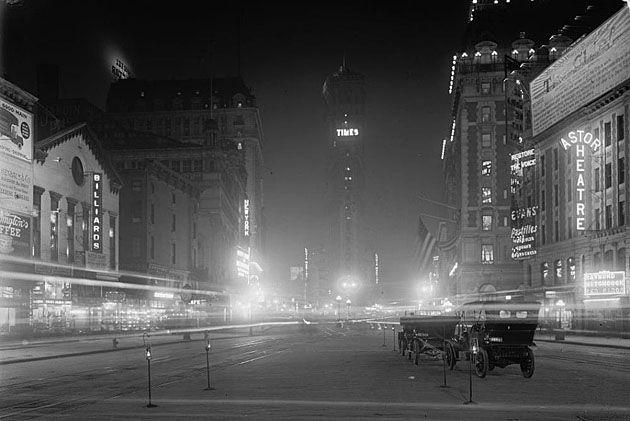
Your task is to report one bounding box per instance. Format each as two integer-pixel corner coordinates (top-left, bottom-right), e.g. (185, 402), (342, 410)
(1, 323), (629, 420)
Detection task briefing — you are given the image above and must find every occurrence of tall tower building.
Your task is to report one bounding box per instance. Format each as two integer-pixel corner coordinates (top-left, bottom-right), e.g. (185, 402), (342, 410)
(322, 62), (366, 301)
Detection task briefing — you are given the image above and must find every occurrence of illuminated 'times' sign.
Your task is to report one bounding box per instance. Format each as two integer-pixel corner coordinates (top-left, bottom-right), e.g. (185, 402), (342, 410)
(559, 130), (600, 231)
(336, 128), (359, 137)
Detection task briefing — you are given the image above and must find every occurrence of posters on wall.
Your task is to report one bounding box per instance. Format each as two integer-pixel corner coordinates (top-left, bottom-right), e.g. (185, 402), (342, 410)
(531, 7), (630, 136)
(0, 98), (33, 162)
(0, 210), (31, 259)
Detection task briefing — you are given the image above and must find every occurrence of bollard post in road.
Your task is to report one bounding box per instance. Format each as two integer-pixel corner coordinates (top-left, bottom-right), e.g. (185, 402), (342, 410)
(440, 324), (449, 388)
(112, 338), (119, 350)
(382, 325), (386, 347)
(464, 335), (475, 405)
(204, 337), (215, 391)
(392, 327), (396, 351)
(143, 333), (157, 408)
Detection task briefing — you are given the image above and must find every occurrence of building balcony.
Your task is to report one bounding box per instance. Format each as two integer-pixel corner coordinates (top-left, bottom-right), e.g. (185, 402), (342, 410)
(588, 226), (626, 240)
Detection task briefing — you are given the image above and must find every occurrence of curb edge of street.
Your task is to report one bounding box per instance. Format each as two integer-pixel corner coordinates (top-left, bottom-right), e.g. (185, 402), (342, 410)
(535, 338), (630, 350)
(0, 338), (199, 365)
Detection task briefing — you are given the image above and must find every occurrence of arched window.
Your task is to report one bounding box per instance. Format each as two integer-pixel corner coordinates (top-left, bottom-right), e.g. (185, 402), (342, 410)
(604, 250), (614, 270)
(616, 248), (626, 271)
(554, 259), (563, 285)
(478, 283), (496, 301)
(541, 262), (549, 285)
(567, 257), (576, 283)
(593, 252), (602, 271)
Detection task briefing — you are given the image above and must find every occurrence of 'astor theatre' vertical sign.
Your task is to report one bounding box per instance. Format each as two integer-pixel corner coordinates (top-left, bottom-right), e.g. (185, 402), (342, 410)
(559, 130), (600, 230)
(92, 173), (103, 252)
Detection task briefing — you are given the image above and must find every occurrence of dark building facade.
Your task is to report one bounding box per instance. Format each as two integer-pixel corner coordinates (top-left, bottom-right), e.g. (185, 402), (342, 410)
(105, 77), (265, 285)
(322, 63), (368, 303)
(105, 128), (247, 294)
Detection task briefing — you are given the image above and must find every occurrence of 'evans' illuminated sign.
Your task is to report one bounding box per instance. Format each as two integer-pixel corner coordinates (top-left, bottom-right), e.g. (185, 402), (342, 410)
(559, 130), (600, 231)
(336, 128), (359, 137)
(92, 173), (103, 252)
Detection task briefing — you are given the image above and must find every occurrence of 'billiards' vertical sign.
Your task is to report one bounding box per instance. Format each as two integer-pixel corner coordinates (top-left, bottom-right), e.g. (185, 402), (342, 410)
(92, 173), (102, 252)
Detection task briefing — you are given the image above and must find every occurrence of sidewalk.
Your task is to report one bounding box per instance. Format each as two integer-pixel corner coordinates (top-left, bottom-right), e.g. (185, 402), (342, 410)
(534, 330), (630, 349)
(0, 327), (260, 365)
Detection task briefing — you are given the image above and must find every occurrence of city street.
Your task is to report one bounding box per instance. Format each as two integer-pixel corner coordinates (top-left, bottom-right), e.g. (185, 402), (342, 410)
(1, 323), (629, 420)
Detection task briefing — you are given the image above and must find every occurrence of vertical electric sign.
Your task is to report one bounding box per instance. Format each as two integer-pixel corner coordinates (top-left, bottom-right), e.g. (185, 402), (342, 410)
(559, 130), (601, 230)
(243, 199), (250, 237)
(92, 173), (102, 252)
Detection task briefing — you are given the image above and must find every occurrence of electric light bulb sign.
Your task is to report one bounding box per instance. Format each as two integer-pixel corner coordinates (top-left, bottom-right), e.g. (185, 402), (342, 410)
(243, 199), (250, 237)
(511, 206), (538, 259)
(584, 271), (626, 296)
(92, 173), (103, 252)
(510, 148), (538, 260)
(559, 130), (600, 230)
(336, 128), (359, 137)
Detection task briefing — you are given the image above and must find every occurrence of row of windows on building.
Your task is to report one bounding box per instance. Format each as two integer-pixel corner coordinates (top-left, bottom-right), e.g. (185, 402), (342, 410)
(535, 250), (626, 287)
(32, 190), (116, 270)
(117, 159), (204, 173)
(128, 113), (246, 136)
(540, 116), (625, 178)
(135, 91), (248, 109)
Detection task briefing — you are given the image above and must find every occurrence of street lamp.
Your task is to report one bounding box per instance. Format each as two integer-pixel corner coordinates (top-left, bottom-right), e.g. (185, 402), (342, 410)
(346, 298), (351, 321)
(335, 295), (342, 321)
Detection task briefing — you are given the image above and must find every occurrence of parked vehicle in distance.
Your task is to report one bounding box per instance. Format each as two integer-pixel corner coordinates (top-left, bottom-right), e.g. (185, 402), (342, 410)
(455, 300), (541, 378)
(399, 313), (460, 368)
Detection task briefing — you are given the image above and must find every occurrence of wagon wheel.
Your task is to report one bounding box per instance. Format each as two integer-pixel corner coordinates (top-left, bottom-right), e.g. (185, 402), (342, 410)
(520, 347), (535, 378)
(474, 349), (489, 378)
(445, 343), (456, 370)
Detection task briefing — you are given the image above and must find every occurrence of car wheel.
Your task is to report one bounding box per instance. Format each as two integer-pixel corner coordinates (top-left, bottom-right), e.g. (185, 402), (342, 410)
(474, 349), (489, 378)
(520, 347), (535, 378)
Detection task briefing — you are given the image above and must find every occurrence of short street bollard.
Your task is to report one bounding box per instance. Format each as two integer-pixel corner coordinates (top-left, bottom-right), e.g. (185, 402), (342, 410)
(464, 337), (475, 405)
(392, 327), (396, 352)
(204, 338), (215, 390)
(145, 346), (157, 407)
(382, 325), (386, 347)
(143, 333), (157, 408)
(440, 325), (449, 388)
(112, 338), (119, 350)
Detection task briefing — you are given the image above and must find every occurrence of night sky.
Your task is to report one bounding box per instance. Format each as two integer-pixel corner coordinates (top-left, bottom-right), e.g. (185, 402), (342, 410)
(2, 1), (471, 298)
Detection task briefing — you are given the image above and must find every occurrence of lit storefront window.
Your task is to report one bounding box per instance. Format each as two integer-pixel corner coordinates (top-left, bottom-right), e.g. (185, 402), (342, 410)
(50, 194), (59, 262)
(554, 259), (563, 284)
(567, 257), (576, 283)
(482, 188), (492, 204)
(481, 244), (494, 264)
(541, 262), (549, 284)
